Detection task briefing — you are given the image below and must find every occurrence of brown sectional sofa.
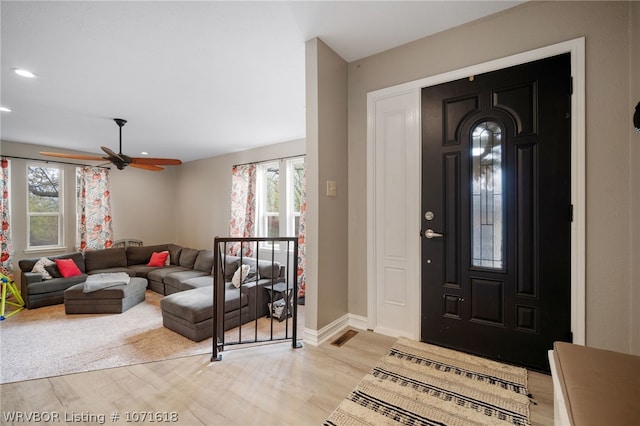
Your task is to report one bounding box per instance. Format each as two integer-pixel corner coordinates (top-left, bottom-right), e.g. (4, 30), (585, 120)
(17, 244), (286, 334)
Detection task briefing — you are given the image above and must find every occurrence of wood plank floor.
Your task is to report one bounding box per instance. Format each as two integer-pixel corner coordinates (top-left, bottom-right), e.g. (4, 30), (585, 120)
(0, 330), (554, 425)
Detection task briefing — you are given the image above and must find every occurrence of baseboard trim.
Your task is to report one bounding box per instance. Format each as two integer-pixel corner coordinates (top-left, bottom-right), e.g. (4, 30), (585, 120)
(303, 313), (371, 346)
(303, 314), (349, 346)
(347, 313), (368, 331)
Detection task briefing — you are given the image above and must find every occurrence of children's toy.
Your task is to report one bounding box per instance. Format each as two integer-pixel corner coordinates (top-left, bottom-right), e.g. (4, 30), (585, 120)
(0, 273), (24, 320)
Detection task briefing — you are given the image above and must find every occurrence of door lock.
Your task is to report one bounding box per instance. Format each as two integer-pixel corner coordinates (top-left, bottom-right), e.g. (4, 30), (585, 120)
(424, 229), (444, 239)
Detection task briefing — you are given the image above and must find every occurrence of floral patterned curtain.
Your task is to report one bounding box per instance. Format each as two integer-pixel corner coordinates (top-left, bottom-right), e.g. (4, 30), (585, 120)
(297, 169), (307, 301)
(76, 166), (113, 251)
(1, 157), (14, 278)
(228, 164), (256, 257)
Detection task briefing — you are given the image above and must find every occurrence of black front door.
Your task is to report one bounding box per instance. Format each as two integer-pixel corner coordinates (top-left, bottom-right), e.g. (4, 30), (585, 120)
(420, 53), (572, 371)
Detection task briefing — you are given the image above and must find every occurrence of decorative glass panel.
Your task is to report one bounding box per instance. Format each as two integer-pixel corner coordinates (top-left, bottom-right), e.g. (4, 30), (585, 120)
(471, 121), (504, 269)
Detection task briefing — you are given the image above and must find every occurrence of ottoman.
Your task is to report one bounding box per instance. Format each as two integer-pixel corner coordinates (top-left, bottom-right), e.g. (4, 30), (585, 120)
(64, 277), (148, 314)
(160, 286), (249, 342)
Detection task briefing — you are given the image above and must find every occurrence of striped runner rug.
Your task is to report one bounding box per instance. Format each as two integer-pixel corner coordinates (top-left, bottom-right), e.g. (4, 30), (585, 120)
(325, 337), (531, 426)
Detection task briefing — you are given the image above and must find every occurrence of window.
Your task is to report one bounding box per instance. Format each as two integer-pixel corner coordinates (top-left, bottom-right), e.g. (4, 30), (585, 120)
(27, 164), (63, 249)
(471, 121), (504, 269)
(256, 157), (304, 248)
(287, 157), (305, 237)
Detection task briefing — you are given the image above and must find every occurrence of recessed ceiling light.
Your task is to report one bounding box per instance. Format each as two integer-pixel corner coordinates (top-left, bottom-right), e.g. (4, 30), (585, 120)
(0, 107), (11, 112)
(12, 68), (37, 78)
(140, 152), (149, 156)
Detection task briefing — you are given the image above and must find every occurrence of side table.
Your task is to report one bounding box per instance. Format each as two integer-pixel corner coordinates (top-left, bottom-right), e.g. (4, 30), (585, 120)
(264, 282), (292, 322)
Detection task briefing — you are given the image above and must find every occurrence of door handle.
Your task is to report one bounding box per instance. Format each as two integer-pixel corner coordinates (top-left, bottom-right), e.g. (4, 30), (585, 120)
(424, 229), (444, 239)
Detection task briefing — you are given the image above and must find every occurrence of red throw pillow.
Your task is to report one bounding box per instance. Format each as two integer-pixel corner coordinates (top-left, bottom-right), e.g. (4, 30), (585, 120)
(147, 251), (169, 267)
(55, 258), (82, 278)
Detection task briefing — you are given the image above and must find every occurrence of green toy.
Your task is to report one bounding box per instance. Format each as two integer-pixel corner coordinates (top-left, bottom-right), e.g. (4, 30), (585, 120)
(0, 273), (24, 320)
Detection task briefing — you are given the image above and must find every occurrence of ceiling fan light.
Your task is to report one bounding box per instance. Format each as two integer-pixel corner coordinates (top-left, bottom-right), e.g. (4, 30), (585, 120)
(12, 68), (37, 78)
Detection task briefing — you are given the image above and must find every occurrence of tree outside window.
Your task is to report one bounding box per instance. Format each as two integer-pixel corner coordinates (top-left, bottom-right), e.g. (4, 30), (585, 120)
(257, 157), (304, 247)
(27, 164), (63, 248)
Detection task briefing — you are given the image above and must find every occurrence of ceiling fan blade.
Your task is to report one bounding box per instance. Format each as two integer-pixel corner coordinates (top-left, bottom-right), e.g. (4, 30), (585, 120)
(101, 146), (125, 161)
(131, 157), (182, 166)
(40, 151), (106, 162)
(129, 163), (164, 171)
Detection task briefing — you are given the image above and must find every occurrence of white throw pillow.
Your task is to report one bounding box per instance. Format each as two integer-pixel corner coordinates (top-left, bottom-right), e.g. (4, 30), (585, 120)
(31, 257), (55, 280)
(231, 264), (250, 288)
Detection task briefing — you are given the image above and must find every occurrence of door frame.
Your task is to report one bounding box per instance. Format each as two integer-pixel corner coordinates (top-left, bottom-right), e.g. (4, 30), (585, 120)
(366, 38), (586, 345)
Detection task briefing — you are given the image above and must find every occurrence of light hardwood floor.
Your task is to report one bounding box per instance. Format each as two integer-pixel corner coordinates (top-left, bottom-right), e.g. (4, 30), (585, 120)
(0, 330), (554, 425)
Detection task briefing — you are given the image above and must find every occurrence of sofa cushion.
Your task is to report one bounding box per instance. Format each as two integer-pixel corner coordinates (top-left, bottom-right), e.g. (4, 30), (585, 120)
(27, 274), (88, 295)
(147, 251), (169, 267)
(19, 252), (86, 275)
(147, 266), (190, 283)
(55, 258), (83, 277)
(160, 286), (247, 323)
(127, 264), (162, 278)
(232, 264), (250, 288)
(31, 257), (55, 279)
(168, 244), (183, 266)
(193, 250), (214, 273)
(164, 270), (210, 289)
(126, 244), (169, 266)
(179, 248), (199, 268)
(221, 255), (241, 280)
(45, 264), (62, 279)
(85, 247), (127, 272)
(179, 275), (213, 291)
(87, 266), (136, 276)
(242, 257), (282, 279)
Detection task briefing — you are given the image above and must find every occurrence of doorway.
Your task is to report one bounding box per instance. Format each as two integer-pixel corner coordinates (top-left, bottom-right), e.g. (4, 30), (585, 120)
(421, 54), (571, 371)
(366, 39), (585, 361)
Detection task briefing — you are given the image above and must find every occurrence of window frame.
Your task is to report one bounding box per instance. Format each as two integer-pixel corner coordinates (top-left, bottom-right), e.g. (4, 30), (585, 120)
(26, 162), (64, 250)
(285, 157), (304, 238)
(255, 156), (305, 252)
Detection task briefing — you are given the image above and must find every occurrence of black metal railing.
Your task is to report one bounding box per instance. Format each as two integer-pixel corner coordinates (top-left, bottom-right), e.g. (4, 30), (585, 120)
(211, 237), (302, 361)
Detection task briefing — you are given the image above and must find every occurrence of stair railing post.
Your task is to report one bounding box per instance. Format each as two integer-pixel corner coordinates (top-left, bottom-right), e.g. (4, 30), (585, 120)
(212, 237), (222, 361)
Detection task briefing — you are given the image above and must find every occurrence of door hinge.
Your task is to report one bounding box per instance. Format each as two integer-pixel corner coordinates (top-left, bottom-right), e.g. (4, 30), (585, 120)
(570, 204), (574, 222)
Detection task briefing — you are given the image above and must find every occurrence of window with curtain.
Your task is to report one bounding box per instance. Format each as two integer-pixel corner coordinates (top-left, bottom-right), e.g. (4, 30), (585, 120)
(27, 163), (63, 249)
(229, 164), (257, 257)
(76, 166), (113, 251)
(229, 157), (306, 300)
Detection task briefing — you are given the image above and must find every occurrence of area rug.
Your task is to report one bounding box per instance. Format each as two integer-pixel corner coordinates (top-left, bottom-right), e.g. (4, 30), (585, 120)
(325, 337), (531, 426)
(0, 291), (212, 384)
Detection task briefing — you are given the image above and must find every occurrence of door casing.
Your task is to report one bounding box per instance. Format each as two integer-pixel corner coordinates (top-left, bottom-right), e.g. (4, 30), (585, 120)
(366, 38), (586, 345)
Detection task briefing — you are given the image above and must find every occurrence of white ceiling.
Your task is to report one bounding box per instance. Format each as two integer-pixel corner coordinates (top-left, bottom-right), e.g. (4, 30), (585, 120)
(1, 1), (523, 163)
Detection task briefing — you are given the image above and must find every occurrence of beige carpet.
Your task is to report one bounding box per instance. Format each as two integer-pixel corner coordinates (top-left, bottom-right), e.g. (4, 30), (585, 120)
(0, 291), (300, 384)
(325, 337), (531, 426)
(0, 291), (211, 384)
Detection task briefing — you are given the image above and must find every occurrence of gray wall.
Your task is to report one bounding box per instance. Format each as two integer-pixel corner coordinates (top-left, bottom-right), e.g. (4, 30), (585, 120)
(346, 1), (639, 354)
(305, 38), (349, 331)
(2, 140), (178, 288)
(173, 139), (305, 250)
(2, 139), (305, 286)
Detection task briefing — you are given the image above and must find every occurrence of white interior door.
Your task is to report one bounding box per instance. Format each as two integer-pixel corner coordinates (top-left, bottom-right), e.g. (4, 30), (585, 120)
(366, 90), (421, 339)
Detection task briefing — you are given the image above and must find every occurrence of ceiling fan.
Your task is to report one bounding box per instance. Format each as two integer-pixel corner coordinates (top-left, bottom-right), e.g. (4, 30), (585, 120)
(40, 118), (182, 171)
